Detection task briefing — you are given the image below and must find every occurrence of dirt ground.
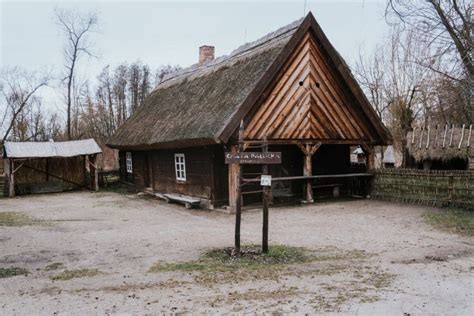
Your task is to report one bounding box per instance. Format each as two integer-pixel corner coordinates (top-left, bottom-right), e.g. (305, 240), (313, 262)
(0, 191), (473, 315)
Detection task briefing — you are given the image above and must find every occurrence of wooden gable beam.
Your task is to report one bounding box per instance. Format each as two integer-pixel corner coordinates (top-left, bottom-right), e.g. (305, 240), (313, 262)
(216, 12), (391, 146)
(216, 14), (313, 144)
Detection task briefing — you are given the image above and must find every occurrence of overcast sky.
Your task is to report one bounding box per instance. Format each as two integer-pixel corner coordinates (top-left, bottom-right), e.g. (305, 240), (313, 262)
(1, 0), (389, 112)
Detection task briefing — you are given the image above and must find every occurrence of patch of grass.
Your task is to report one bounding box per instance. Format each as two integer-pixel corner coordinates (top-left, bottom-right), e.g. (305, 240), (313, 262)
(424, 209), (474, 236)
(148, 245), (371, 285)
(50, 268), (101, 281)
(0, 267), (29, 278)
(149, 245), (314, 274)
(45, 262), (65, 271)
(0, 212), (41, 226)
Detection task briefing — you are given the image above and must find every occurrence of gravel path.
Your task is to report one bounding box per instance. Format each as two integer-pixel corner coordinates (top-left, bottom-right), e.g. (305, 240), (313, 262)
(0, 191), (472, 315)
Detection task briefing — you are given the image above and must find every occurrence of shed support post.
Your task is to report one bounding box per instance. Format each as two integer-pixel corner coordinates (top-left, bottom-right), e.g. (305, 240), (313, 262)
(89, 155), (99, 191)
(8, 159), (15, 197)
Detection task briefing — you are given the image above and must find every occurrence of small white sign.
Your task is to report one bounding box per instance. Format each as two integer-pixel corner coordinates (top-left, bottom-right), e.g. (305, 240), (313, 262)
(260, 175), (272, 187)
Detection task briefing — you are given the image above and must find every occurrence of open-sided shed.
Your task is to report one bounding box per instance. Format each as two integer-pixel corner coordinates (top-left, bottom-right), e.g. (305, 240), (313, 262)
(3, 139), (102, 197)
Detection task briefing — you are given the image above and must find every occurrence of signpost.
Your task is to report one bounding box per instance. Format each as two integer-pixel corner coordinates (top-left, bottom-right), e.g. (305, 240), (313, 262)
(225, 152), (281, 164)
(225, 139), (280, 254)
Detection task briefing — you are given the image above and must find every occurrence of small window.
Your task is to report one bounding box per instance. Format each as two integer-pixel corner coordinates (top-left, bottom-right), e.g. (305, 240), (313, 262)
(126, 152), (133, 173)
(174, 153), (186, 181)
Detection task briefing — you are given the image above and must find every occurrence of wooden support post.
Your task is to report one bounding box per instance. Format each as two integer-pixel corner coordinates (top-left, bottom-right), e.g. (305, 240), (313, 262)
(7, 159), (15, 197)
(262, 140), (269, 254)
(304, 145), (313, 203)
(360, 144), (375, 197)
(89, 155), (99, 192)
(228, 145), (240, 211)
(297, 143), (321, 203)
(361, 144), (375, 171)
(234, 121), (244, 255)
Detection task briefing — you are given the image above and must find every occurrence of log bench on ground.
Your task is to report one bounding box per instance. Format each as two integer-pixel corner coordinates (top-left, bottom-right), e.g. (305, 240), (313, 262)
(142, 189), (201, 209)
(162, 193), (201, 209)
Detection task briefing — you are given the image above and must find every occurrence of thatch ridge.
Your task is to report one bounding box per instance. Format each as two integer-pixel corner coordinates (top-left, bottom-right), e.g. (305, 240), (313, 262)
(407, 125), (473, 162)
(157, 18), (303, 90)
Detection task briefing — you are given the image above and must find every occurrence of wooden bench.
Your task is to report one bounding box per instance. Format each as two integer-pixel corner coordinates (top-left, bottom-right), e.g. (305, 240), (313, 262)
(272, 187), (294, 198)
(312, 183), (341, 197)
(162, 193), (201, 209)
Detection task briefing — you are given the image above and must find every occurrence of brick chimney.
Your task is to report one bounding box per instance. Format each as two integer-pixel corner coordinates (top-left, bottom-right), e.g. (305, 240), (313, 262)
(199, 45), (215, 64)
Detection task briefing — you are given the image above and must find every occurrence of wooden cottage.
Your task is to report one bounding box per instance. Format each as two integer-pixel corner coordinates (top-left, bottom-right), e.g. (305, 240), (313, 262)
(407, 125), (473, 170)
(107, 13), (390, 209)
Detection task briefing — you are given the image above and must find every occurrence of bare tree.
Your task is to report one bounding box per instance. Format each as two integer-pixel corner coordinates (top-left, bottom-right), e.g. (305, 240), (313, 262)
(0, 67), (49, 143)
(386, 0), (473, 79)
(55, 8), (98, 140)
(113, 64), (128, 125)
(356, 47), (390, 123)
(355, 28), (436, 167)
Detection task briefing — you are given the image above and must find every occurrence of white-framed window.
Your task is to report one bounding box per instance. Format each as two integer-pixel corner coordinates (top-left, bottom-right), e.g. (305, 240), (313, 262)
(126, 152), (133, 173)
(174, 153), (186, 181)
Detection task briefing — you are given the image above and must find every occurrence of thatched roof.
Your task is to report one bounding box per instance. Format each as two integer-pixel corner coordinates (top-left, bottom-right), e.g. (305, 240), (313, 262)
(107, 19), (301, 149)
(108, 12), (390, 150)
(407, 125), (473, 162)
(3, 139), (102, 159)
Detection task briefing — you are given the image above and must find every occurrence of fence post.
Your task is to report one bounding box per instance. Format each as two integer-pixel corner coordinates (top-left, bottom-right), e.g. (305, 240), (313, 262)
(448, 172), (454, 205)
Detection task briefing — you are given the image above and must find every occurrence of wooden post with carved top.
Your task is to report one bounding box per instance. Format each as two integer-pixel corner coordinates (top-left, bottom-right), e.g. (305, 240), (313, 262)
(297, 142), (321, 203)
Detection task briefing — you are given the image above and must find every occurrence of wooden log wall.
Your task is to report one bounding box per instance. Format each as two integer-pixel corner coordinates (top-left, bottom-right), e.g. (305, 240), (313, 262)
(371, 169), (474, 210)
(13, 156), (85, 195)
(120, 146), (222, 202)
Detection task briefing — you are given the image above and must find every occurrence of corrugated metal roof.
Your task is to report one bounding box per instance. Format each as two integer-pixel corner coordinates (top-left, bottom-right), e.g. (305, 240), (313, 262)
(3, 139), (102, 159)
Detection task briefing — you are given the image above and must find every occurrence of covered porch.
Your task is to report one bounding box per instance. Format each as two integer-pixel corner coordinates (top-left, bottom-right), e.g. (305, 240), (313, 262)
(228, 140), (375, 209)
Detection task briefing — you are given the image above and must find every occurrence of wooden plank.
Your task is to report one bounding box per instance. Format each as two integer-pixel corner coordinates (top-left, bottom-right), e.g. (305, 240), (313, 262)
(242, 173), (373, 182)
(306, 38), (368, 139)
(163, 193), (200, 204)
(246, 38), (313, 139)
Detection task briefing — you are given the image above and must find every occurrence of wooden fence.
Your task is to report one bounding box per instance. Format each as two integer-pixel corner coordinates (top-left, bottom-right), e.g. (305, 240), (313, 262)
(371, 169), (474, 210)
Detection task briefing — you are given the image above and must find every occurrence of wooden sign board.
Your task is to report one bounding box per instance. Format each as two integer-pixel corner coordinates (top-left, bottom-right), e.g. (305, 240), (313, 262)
(225, 152), (282, 164)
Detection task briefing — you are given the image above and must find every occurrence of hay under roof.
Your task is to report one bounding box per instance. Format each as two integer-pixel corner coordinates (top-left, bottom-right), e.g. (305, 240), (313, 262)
(107, 19), (302, 150)
(407, 125), (473, 162)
